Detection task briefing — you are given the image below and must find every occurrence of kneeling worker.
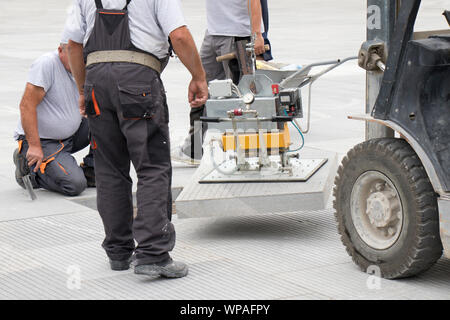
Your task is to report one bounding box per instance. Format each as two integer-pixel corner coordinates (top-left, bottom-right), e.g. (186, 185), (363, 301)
(13, 42), (95, 197)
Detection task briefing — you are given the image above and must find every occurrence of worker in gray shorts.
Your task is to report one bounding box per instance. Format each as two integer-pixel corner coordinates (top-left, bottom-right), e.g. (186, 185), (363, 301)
(65, 0), (207, 278)
(172, 0), (266, 165)
(13, 42), (95, 197)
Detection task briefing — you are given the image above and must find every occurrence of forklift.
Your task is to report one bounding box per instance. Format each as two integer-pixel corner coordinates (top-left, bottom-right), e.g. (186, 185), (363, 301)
(175, 0), (449, 279)
(334, 1), (450, 279)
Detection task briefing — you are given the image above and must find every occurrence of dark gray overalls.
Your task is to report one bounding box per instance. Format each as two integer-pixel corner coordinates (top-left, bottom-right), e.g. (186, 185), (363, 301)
(83, 0), (174, 266)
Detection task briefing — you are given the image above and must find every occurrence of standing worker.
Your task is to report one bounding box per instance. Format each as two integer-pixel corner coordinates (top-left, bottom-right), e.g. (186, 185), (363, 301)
(171, 0), (266, 165)
(64, 0), (208, 278)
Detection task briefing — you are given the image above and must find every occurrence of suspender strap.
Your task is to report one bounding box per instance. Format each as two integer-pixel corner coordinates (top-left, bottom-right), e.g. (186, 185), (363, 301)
(95, 0), (130, 10)
(123, 0), (131, 10)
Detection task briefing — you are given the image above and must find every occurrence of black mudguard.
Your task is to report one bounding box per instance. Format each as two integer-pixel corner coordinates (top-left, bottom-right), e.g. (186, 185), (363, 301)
(382, 36), (450, 191)
(372, 0), (450, 192)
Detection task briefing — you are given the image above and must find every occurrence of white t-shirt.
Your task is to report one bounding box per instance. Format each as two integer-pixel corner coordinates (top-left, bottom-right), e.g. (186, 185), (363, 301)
(14, 52), (82, 141)
(206, 0), (252, 37)
(63, 0), (186, 59)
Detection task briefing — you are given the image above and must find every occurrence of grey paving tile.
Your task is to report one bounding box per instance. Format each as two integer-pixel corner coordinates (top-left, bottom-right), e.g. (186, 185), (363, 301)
(274, 259), (450, 300)
(77, 259), (311, 300)
(0, 211), (103, 251)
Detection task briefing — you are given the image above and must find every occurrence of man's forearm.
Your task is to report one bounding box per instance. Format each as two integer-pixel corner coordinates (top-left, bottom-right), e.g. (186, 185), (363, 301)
(67, 40), (86, 94)
(169, 27), (206, 81)
(249, 0), (263, 35)
(20, 106), (40, 148)
(19, 84), (45, 148)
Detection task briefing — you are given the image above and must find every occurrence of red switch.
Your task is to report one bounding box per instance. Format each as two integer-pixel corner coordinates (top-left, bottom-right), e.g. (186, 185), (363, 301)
(272, 84), (280, 95)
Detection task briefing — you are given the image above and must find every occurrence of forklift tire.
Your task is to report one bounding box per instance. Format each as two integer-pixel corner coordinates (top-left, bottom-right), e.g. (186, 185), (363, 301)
(333, 138), (442, 279)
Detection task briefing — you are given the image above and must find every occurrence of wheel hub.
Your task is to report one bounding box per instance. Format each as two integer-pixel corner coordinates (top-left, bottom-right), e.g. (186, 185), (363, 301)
(350, 171), (404, 250)
(366, 190), (399, 227)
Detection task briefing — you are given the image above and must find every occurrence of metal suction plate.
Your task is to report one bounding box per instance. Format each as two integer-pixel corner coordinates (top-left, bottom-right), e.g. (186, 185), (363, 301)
(199, 158), (328, 183)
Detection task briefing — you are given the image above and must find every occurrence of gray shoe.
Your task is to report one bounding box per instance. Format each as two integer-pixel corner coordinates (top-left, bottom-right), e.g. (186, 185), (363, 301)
(134, 260), (189, 278)
(13, 148), (29, 189)
(109, 258), (132, 271)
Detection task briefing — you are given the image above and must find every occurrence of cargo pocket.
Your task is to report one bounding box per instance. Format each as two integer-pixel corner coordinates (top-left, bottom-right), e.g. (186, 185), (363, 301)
(118, 81), (167, 122)
(84, 84), (101, 117)
(147, 120), (170, 165)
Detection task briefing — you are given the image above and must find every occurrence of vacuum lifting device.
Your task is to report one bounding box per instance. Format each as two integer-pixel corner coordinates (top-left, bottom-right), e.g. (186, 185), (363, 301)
(175, 41), (356, 217)
(199, 48), (355, 183)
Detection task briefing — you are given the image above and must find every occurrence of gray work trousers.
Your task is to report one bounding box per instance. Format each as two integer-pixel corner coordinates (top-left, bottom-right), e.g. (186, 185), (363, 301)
(200, 31), (236, 83)
(84, 62), (174, 266)
(18, 118), (91, 196)
(181, 32), (237, 158)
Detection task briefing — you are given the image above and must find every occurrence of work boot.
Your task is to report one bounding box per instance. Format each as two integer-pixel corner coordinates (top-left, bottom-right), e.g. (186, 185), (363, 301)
(80, 163), (96, 187)
(109, 257), (132, 271)
(134, 259), (189, 278)
(13, 148), (30, 189)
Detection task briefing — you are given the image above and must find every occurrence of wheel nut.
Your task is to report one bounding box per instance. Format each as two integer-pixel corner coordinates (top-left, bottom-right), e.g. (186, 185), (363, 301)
(388, 227), (396, 236)
(375, 182), (385, 191)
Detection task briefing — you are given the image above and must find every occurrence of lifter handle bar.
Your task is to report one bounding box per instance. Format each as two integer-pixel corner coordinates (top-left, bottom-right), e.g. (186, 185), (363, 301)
(200, 116), (295, 123)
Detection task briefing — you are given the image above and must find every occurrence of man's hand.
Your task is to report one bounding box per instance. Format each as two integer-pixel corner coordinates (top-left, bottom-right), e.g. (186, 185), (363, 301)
(26, 145), (44, 173)
(254, 33), (266, 56)
(188, 78), (208, 108)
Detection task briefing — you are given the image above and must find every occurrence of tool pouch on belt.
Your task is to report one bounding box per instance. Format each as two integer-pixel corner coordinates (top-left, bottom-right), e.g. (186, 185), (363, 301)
(117, 79), (169, 123)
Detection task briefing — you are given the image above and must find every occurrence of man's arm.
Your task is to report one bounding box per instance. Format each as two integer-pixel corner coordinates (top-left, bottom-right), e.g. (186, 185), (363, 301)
(249, 0), (265, 55)
(19, 83), (46, 172)
(67, 40), (86, 115)
(169, 26), (208, 108)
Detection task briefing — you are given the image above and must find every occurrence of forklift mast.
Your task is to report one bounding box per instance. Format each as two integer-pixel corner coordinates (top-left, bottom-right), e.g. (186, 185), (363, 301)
(365, 0), (398, 140)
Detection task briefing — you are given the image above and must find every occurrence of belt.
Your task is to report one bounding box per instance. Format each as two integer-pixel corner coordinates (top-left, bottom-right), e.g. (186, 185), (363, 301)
(86, 50), (162, 74)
